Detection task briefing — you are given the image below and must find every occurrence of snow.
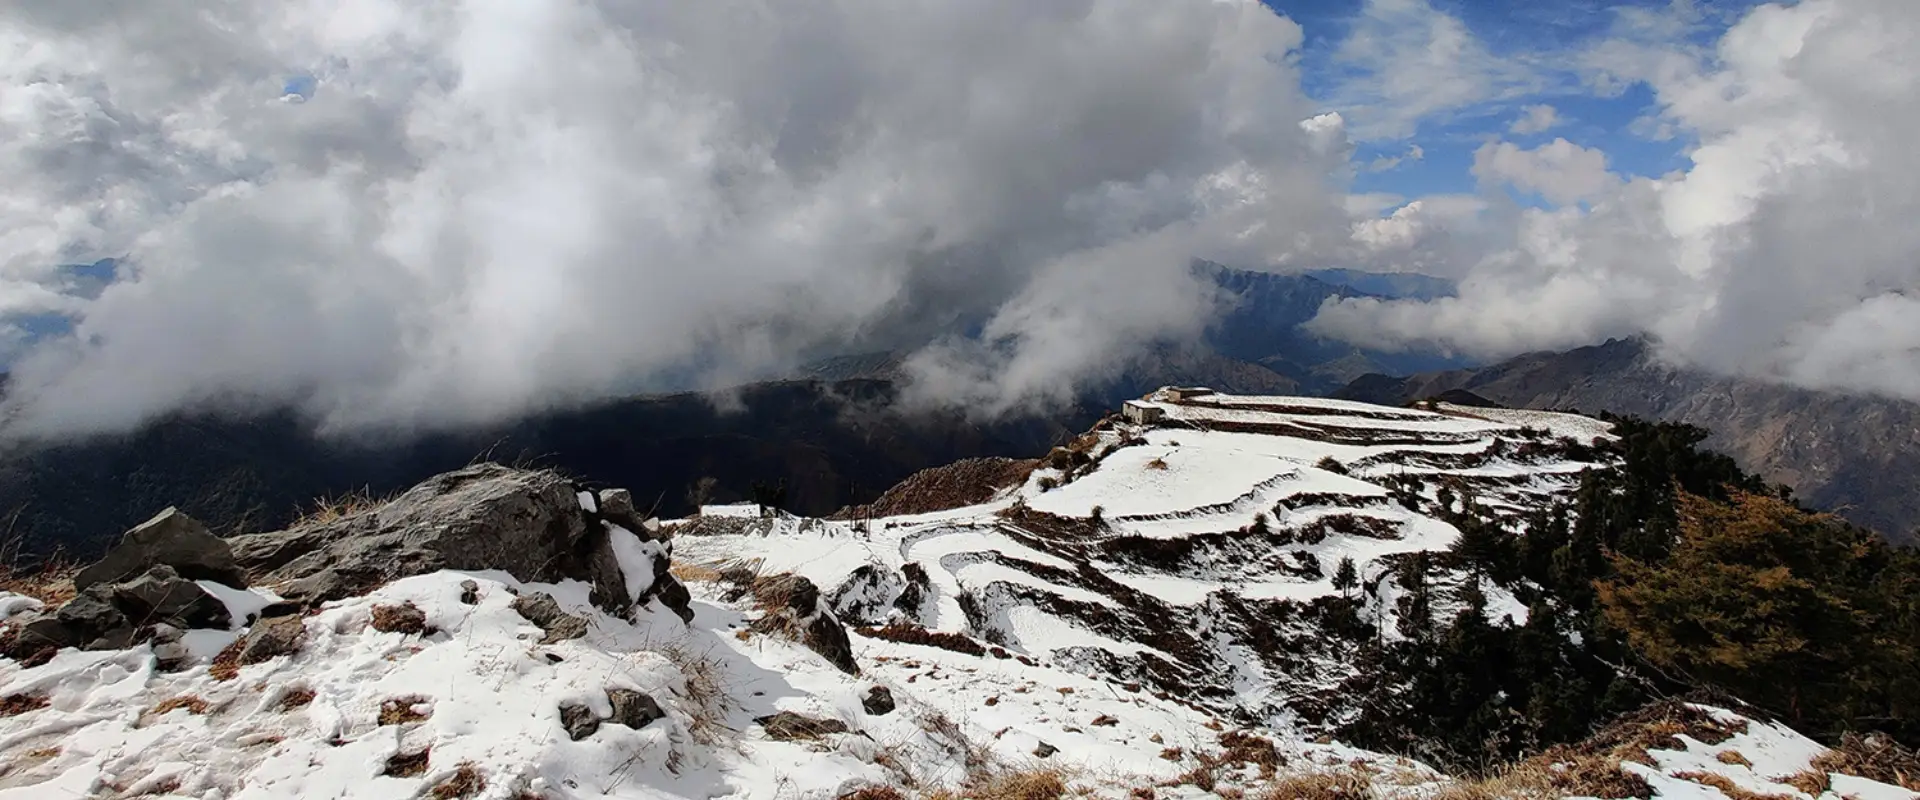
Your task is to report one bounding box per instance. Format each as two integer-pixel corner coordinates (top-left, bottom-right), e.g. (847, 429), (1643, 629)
(196, 580), (284, 628)
(1435, 402), (1618, 443)
(698, 503), (761, 518)
(0, 594), (42, 622)
(607, 525), (661, 603)
(577, 490), (598, 512)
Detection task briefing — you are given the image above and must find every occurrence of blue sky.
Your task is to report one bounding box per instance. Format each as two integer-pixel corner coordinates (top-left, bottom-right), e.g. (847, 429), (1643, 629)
(1270, 0), (1771, 201)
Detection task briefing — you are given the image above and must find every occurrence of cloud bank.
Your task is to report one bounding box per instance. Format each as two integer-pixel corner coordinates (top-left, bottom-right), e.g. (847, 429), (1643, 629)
(6, 0), (1920, 440)
(1315, 0), (1920, 402)
(0, 0), (1350, 436)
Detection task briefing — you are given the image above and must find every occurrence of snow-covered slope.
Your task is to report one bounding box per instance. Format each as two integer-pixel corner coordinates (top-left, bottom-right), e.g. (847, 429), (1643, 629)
(2, 392), (1913, 799)
(678, 392), (1616, 730)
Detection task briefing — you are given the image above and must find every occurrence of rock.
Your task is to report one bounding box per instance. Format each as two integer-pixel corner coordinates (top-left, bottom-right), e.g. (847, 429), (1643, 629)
(558, 701), (599, 741)
(458, 580), (481, 605)
(597, 489), (645, 530)
(558, 690), (665, 741)
(511, 593), (588, 643)
(754, 710), (849, 741)
(112, 565), (232, 631)
(4, 614), (82, 659)
(831, 565), (907, 627)
(75, 508), (246, 591)
(55, 587), (132, 647)
(1033, 741), (1058, 758)
(148, 624), (188, 671)
(225, 465), (641, 616)
(237, 615), (307, 665)
(606, 689), (666, 731)
(862, 686), (896, 716)
(749, 575), (859, 675)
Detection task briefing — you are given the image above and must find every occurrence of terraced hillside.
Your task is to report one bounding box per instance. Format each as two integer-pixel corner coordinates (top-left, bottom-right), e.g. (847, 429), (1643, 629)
(674, 391), (1619, 733)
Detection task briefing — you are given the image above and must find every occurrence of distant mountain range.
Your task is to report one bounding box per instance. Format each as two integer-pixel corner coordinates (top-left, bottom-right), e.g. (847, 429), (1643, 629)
(805, 262), (1474, 399)
(1340, 336), (1920, 543)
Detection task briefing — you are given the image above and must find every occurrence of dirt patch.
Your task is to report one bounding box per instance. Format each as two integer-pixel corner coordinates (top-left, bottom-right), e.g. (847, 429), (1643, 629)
(0, 693), (49, 717)
(383, 748), (431, 778)
(370, 602), (429, 635)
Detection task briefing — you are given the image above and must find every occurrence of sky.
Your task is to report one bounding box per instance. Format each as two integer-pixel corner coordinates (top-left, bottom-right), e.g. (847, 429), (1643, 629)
(1, 0), (1918, 439)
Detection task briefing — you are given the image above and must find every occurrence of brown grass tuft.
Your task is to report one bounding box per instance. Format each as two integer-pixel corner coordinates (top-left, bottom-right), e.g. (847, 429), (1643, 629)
(1670, 771), (1793, 800)
(379, 695), (433, 725)
(209, 637), (246, 681)
(383, 748), (431, 778)
(278, 687), (317, 712)
(1716, 750), (1752, 767)
(856, 622), (988, 657)
(1779, 769), (1829, 796)
(1145, 457), (1170, 471)
(0, 556), (78, 607)
(670, 561), (726, 583)
(0, 693), (50, 717)
(148, 694), (211, 718)
(836, 788), (907, 800)
(25, 746), (60, 759)
(651, 637), (736, 746)
(1809, 732), (1920, 791)
(370, 602), (428, 635)
(964, 768), (1070, 800)
(430, 762), (487, 799)
(1256, 770), (1375, 800)
(298, 488), (389, 527)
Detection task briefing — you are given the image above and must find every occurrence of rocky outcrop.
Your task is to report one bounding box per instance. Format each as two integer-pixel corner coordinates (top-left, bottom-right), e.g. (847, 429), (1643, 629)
(225, 464), (692, 620)
(73, 508), (246, 591)
(5, 565), (232, 657)
(743, 575), (859, 676)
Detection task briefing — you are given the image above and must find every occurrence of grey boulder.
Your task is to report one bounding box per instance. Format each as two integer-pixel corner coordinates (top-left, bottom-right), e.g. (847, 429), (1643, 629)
(74, 508), (247, 591)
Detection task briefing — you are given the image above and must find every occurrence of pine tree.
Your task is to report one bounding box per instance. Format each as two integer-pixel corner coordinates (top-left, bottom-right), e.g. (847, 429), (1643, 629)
(1333, 556), (1359, 597)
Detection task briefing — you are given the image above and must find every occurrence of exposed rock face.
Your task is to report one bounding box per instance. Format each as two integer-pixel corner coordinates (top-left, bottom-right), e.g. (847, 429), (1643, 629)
(226, 464), (692, 619)
(830, 564), (906, 626)
(511, 593), (588, 643)
(73, 508), (246, 591)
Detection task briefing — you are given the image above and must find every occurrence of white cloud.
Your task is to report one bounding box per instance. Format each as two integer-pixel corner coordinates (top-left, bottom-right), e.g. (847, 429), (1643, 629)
(1508, 104), (1561, 134)
(0, 0), (1356, 437)
(1365, 144), (1425, 173)
(1472, 138), (1620, 206)
(1315, 0), (1920, 404)
(1327, 0), (1548, 141)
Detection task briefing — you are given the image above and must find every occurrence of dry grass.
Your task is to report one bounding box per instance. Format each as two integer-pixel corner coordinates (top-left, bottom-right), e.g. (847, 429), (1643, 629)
(379, 695), (433, 725)
(836, 788), (907, 800)
(297, 488), (390, 527)
(383, 748), (431, 778)
(148, 694), (211, 718)
(0, 693), (50, 717)
(856, 622), (988, 657)
(370, 602), (428, 635)
(430, 762), (487, 799)
(650, 637), (736, 746)
(960, 768), (1070, 800)
(277, 687), (317, 712)
(1668, 771), (1794, 800)
(24, 746), (60, 759)
(1798, 732), (1920, 791)
(670, 561), (726, 583)
(1257, 770), (1376, 800)
(1145, 457), (1169, 471)
(1433, 701), (1748, 800)
(0, 557), (78, 607)
(1716, 750), (1752, 767)
(209, 637), (246, 681)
